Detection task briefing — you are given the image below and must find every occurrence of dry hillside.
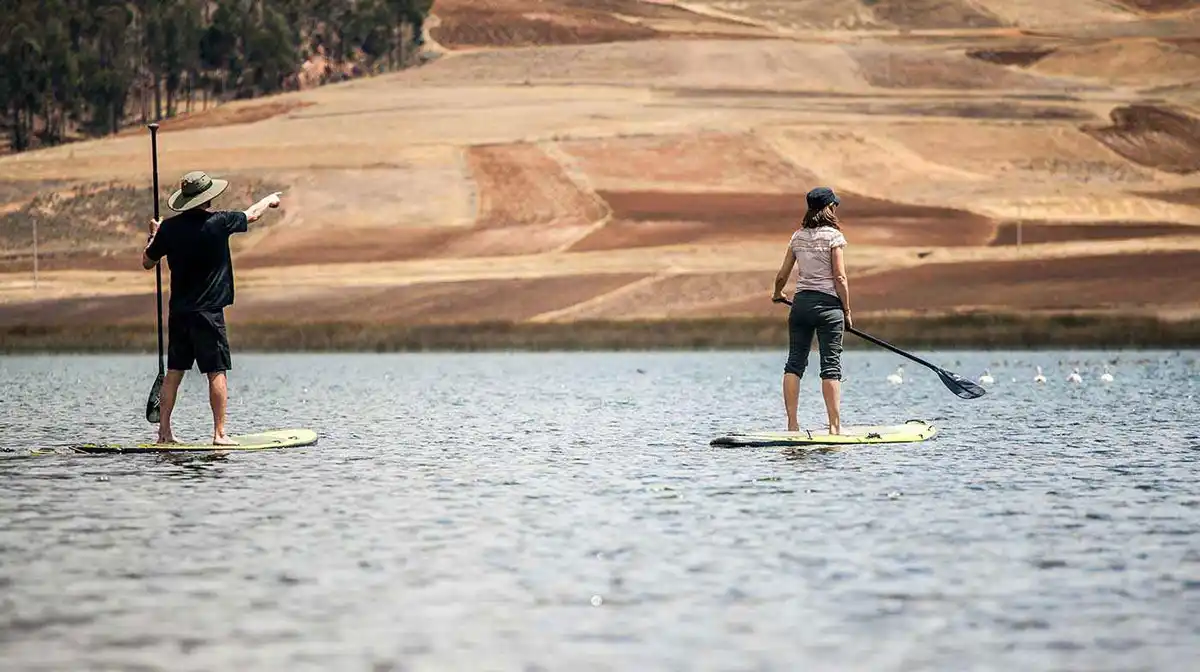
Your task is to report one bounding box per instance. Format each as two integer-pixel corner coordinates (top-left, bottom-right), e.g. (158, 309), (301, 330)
(2, 0), (1199, 343)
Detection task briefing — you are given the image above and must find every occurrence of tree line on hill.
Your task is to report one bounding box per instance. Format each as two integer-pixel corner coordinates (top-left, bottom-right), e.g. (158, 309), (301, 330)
(0, 0), (432, 153)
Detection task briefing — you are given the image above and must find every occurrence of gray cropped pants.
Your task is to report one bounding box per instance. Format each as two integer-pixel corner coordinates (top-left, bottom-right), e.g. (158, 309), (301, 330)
(784, 290), (845, 381)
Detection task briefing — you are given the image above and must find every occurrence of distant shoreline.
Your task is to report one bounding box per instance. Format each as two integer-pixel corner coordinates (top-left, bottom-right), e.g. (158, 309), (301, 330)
(3, 313), (1198, 352)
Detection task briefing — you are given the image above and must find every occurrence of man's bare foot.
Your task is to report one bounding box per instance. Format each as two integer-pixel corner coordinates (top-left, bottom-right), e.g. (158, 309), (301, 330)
(212, 434), (239, 446)
(157, 433), (179, 444)
(788, 424), (800, 432)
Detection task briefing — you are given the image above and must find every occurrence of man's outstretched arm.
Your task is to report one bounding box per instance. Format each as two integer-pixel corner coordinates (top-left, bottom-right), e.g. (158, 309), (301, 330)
(244, 192), (282, 223)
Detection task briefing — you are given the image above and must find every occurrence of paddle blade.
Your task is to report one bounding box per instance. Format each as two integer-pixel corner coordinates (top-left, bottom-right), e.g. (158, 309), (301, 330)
(146, 373), (163, 423)
(937, 370), (987, 399)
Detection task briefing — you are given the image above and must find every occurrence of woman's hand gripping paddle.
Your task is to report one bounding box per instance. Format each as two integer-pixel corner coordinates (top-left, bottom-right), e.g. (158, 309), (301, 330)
(145, 123), (164, 423)
(772, 297), (986, 400)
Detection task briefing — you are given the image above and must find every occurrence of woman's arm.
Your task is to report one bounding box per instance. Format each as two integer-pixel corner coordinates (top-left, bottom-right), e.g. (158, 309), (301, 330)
(772, 245), (796, 300)
(831, 245), (852, 328)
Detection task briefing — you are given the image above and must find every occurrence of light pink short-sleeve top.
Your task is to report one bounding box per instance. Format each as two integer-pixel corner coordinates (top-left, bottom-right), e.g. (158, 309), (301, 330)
(790, 226), (848, 298)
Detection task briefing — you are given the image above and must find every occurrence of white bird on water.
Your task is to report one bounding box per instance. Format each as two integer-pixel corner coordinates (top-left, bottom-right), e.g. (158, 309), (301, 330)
(1067, 367), (1083, 384)
(887, 367), (904, 385)
(1034, 366), (1047, 384)
(1100, 365), (1114, 383)
(979, 369), (995, 385)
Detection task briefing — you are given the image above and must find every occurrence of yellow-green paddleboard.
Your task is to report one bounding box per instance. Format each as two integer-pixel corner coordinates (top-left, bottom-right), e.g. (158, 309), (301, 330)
(33, 429), (318, 455)
(711, 420), (936, 448)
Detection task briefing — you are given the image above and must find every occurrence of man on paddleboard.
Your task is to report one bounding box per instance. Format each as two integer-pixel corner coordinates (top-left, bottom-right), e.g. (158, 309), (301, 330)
(141, 171), (281, 445)
(772, 187), (853, 434)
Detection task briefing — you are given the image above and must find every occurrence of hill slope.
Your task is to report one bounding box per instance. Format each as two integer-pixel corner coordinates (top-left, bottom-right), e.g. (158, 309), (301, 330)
(2, 0), (1199, 347)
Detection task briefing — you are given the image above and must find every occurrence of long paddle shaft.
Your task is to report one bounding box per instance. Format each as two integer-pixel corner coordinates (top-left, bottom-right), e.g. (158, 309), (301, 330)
(145, 123), (164, 424)
(772, 297), (985, 399)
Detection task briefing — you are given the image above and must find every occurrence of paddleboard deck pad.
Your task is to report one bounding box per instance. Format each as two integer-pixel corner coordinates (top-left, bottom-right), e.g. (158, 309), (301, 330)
(711, 420), (936, 447)
(34, 429), (318, 455)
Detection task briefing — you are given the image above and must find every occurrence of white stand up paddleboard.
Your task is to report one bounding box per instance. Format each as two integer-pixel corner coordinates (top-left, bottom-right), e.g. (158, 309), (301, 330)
(711, 420), (936, 448)
(33, 429), (318, 455)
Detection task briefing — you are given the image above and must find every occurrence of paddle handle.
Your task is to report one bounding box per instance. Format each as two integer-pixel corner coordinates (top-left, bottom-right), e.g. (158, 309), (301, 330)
(149, 123), (164, 375)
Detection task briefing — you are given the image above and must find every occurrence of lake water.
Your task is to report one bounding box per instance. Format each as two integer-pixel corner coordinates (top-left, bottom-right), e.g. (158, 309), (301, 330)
(1, 351), (1198, 671)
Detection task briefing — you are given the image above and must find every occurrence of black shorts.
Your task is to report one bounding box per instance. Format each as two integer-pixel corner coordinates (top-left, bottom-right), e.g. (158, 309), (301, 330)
(167, 309), (232, 374)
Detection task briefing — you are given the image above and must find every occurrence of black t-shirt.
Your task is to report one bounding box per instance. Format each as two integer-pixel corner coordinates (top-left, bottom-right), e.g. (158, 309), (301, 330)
(145, 209), (248, 313)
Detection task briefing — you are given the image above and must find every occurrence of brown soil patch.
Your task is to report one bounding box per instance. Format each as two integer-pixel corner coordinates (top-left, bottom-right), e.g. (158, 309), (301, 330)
(670, 88), (1089, 121)
(1114, 0), (1197, 12)
(464, 143), (607, 255)
(853, 251), (1200, 312)
(687, 296), (785, 319)
(429, 0), (757, 48)
(1166, 38), (1200, 57)
(966, 47), (1055, 67)
(409, 40), (865, 90)
(840, 193), (997, 246)
(989, 221), (1199, 245)
(850, 101), (1090, 121)
(0, 274), (649, 326)
(852, 48), (1068, 90)
(569, 192), (800, 251)
(570, 190), (996, 251)
(567, 218), (738, 252)
(234, 227), (462, 268)
(116, 101), (312, 136)
(558, 133), (816, 192)
(1136, 187), (1200, 207)
(0, 293), (153, 326)
(431, 0), (660, 48)
(544, 270), (771, 320)
(1030, 39), (1200, 86)
(604, 191), (800, 224)
(1083, 105), (1200, 174)
(561, 0), (739, 22)
(867, 0), (1002, 29)
(228, 274), (649, 324)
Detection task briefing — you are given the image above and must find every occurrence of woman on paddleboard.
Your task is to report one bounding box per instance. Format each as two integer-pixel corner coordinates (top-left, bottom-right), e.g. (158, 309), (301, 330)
(771, 187), (853, 434)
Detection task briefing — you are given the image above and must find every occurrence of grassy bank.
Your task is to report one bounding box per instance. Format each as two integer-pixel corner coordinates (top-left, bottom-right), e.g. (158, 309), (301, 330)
(2, 313), (1199, 353)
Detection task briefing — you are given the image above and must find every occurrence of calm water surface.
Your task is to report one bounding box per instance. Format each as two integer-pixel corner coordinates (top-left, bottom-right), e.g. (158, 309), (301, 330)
(1, 351), (1198, 671)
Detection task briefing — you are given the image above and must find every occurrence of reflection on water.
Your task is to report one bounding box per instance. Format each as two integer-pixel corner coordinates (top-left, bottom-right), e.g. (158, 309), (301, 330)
(1, 351), (1198, 670)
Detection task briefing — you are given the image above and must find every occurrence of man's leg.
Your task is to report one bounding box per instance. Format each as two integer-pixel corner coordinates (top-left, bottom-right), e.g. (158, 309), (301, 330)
(207, 371), (236, 445)
(195, 309), (236, 446)
(158, 370), (185, 443)
(161, 311), (195, 444)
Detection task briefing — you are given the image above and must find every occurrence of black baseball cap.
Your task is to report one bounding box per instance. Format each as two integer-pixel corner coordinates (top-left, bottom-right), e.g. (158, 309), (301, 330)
(806, 187), (840, 210)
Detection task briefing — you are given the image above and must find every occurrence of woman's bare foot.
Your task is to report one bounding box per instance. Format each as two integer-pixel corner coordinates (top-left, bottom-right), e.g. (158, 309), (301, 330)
(828, 424), (841, 436)
(212, 434), (239, 446)
(788, 423), (800, 432)
(157, 433), (179, 444)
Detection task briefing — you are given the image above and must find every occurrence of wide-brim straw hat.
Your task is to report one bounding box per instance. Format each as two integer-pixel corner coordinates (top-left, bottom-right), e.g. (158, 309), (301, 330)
(168, 170), (229, 212)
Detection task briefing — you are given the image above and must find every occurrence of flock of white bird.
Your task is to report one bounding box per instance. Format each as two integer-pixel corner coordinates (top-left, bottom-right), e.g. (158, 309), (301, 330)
(884, 364), (1116, 386)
